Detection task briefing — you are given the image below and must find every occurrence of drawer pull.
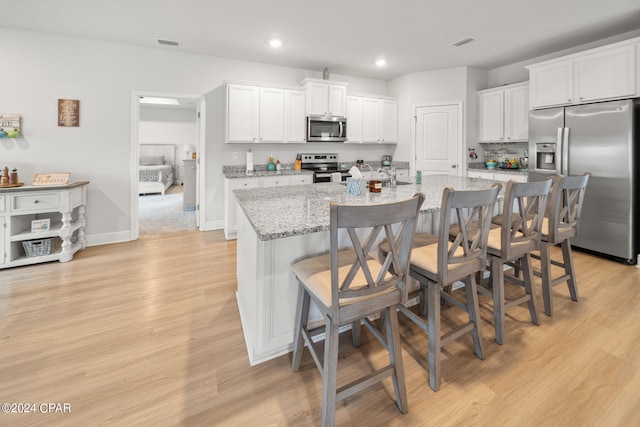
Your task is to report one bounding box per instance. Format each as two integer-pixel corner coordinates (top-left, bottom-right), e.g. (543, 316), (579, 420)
(33, 200), (39, 204)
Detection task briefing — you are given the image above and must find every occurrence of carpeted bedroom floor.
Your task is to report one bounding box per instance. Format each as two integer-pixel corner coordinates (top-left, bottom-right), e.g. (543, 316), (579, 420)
(138, 185), (197, 236)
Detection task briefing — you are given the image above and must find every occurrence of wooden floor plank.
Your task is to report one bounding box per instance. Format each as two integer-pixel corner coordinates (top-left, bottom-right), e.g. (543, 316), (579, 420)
(1, 230), (639, 426)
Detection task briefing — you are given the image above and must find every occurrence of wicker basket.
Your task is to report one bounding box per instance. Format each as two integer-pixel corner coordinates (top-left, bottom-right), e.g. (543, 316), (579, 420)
(22, 237), (62, 257)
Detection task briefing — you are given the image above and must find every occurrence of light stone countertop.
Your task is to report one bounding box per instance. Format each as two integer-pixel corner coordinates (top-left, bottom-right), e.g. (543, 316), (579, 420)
(234, 174), (503, 241)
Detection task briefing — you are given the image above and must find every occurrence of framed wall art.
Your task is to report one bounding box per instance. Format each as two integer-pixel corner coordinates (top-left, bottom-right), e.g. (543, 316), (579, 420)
(58, 99), (79, 127)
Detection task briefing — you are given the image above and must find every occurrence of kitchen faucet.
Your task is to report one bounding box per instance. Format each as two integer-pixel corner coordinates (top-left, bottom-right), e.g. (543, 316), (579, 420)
(377, 167), (397, 188)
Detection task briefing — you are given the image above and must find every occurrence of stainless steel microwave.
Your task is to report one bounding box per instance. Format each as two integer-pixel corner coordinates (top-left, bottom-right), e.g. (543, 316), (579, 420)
(306, 115), (347, 142)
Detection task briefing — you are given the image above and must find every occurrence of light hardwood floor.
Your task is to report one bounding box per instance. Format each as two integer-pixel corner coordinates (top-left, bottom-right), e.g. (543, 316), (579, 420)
(1, 230), (639, 426)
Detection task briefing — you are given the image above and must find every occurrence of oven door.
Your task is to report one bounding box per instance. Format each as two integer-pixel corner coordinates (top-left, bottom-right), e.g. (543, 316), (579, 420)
(313, 172), (351, 183)
(307, 116), (347, 142)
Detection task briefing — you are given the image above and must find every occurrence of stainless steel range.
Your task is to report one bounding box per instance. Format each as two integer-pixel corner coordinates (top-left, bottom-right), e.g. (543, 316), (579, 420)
(300, 153), (351, 183)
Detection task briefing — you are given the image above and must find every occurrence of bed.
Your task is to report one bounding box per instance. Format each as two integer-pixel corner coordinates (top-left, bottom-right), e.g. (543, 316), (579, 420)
(139, 145), (176, 195)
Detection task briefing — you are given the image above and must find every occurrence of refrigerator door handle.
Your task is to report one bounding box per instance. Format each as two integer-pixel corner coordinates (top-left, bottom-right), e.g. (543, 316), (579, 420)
(561, 127), (569, 175)
(555, 127), (563, 174)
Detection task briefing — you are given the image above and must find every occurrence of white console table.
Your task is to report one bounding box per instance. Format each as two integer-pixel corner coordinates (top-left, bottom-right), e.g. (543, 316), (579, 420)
(0, 181), (89, 269)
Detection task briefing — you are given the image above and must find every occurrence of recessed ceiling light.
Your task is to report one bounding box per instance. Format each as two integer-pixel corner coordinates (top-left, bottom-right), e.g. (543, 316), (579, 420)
(375, 59), (387, 67)
(269, 39), (282, 48)
(451, 37), (476, 47)
(139, 97), (180, 106)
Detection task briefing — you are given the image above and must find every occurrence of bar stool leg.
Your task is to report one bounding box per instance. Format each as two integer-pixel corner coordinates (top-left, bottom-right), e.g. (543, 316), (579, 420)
(427, 280), (441, 391)
(322, 318), (340, 427)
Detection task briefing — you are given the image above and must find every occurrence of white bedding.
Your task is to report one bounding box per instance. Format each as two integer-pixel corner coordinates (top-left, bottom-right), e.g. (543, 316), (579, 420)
(139, 164), (174, 195)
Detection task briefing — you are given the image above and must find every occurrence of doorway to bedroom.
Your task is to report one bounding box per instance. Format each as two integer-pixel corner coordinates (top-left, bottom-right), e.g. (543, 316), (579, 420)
(137, 95), (199, 236)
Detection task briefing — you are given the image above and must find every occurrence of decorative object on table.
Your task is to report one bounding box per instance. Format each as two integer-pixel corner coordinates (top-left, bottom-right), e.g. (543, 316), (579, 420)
(183, 144), (196, 160)
(31, 218), (51, 233)
(58, 99), (80, 127)
(276, 160), (282, 171)
(293, 153), (301, 171)
(322, 67), (329, 80)
(32, 172), (71, 186)
(346, 177), (367, 195)
(267, 156), (276, 171)
(0, 167), (9, 186)
(416, 170), (422, 184)
(0, 114), (21, 138)
(9, 169), (18, 185)
(382, 155), (392, 166)
(485, 160), (497, 169)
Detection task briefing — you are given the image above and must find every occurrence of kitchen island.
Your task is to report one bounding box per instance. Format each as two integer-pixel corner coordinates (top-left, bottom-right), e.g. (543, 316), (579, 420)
(234, 175), (504, 365)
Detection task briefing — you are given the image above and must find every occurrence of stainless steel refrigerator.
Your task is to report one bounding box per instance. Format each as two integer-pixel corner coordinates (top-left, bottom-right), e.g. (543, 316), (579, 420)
(528, 99), (638, 264)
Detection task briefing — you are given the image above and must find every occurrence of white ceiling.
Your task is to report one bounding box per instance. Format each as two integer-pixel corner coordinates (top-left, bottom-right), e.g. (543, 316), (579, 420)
(2, 0), (640, 80)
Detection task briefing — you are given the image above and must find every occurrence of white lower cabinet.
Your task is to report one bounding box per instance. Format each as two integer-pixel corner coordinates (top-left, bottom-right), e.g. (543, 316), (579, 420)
(224, 174), (312, 240)
(467, 169), (527, 183)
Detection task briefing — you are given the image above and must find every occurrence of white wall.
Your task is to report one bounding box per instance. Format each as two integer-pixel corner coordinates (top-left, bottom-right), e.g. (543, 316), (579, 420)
(387, 66), (488, 169)
(0, 27), (390, 244)
(139, 106), (197, 147)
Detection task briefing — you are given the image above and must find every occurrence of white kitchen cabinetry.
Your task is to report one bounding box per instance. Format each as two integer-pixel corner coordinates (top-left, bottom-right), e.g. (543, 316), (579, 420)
(259, 87), (285, 142)
(226, 83), (306, 143)
(288, 174), (313, 185)
(478, 82), (529, 142)
(224, 174), (312, 239)
(345, 96), (363, 143)
(527, 39), (637, 109)
(468, 169), (527, 183)
(284, 89), (306, 143)
(0, 182), (88, 269)
(301, 78), (348, 117)
(346, 95), (397, 144)
(227, 84), (259, 143)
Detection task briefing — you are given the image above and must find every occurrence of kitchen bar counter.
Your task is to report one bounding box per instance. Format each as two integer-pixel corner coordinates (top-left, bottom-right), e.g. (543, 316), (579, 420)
(235, 175), (503, 241)
(234, 175), (504, 365)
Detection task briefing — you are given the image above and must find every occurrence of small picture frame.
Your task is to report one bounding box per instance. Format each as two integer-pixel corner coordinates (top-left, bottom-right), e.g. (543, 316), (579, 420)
(31, 218), (50, 233)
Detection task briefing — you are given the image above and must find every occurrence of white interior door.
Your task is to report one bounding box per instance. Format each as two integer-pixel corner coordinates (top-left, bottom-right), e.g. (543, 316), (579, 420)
(415, 103), (462, 175)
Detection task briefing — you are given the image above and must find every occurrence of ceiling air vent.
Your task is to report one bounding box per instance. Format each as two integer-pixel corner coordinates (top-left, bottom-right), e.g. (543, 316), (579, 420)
(156, 38), (181, 47)
(451, 37), (475, 47)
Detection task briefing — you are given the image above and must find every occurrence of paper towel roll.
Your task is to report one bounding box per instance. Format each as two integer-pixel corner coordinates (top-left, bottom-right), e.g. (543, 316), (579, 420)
(246, 149), (254, 174)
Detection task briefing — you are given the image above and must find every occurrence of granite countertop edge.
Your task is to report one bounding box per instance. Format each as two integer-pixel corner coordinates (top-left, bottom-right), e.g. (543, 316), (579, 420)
(234, 176), (503, 241)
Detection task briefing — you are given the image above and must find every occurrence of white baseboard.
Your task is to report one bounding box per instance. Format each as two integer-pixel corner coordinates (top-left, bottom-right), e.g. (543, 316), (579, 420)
(201, 220), (223, 231)
(86, 231), (132, 247)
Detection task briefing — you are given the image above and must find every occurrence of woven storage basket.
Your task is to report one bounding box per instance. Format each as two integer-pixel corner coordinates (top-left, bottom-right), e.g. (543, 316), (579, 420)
(22, 237), (62, 257)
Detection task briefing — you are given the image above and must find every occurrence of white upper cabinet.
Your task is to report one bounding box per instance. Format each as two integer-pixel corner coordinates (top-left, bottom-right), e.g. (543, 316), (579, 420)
(284, 89), (306, 143)
(227, 84), (259, 143)
(527, 38), (638, 109)
(346, 95), (397, 144)
(478, 82), (529, 142)
(226, 83), (306, 143)
(575, 45), (636, 102)
(259, 87), (285, 142)
(345, 96), (363, 143)
(301, 78), (348, 117)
